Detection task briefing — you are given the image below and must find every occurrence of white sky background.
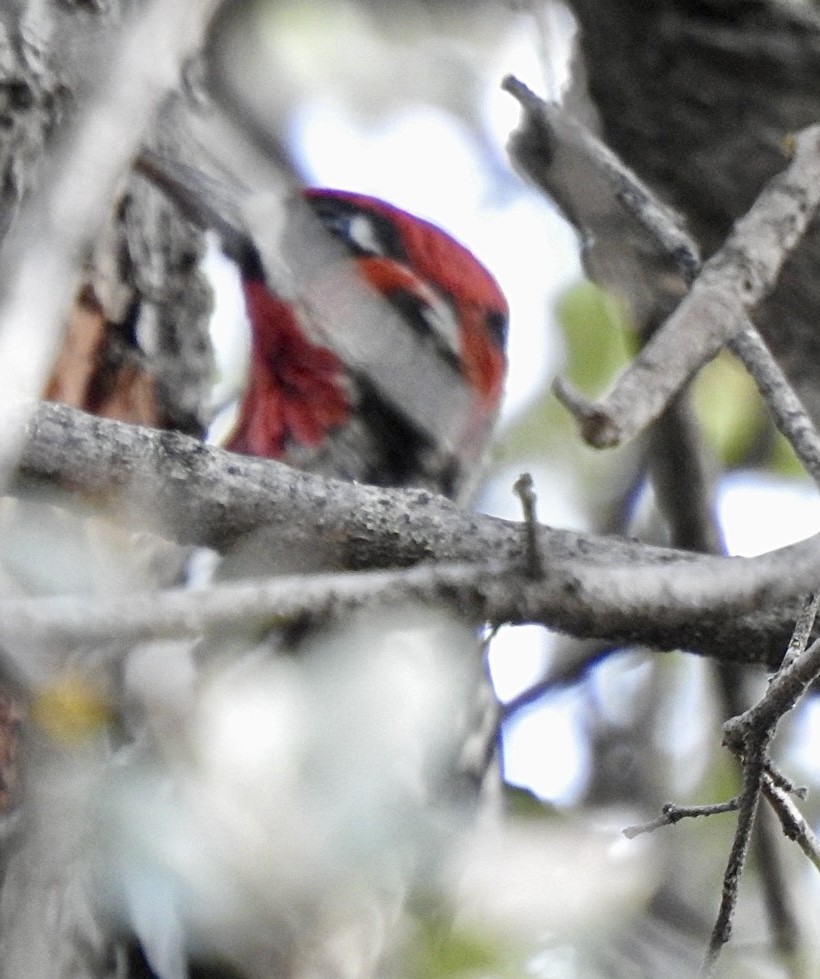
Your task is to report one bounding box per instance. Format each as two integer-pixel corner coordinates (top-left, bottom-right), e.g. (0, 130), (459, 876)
(204, 4), (820, 804)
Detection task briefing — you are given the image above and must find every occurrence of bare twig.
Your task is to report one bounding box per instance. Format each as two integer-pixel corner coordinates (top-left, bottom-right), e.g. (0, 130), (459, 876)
(702, 600), (820, 972)
(623, 799), (740, 839)
(763, 762), (807, 800)
(714, 659), (804, 966)
(763, 775), (820, 874)
(701, 741), (768, 976)
(750, 804), (801, 959)
(776, 593), (819, 673)
(624, 594), (820, 972)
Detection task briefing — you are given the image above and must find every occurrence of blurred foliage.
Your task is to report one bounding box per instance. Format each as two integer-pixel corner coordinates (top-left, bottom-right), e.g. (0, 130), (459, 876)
(407, 917), (512, 979)
(691, 351), (802, 475)
(556, 280), (634, 395)
(503, 783), (559, 820)
(31, 672), (112, 744)
(498, 280), (632, 460)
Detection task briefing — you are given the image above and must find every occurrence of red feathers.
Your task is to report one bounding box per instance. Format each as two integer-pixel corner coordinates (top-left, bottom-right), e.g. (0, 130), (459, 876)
(227, 279), (350, 457)
(302, 189), (508, 408)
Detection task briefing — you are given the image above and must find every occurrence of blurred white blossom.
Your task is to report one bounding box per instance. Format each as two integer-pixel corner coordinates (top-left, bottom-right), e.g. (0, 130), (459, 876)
(447, 811), (658, 949)
(106, 607), (483, 977)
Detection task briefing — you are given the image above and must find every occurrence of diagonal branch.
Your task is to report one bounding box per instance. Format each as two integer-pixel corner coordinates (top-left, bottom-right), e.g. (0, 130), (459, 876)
(560, 120), (820, 446)
(763, 776), (820, 874)
(506, 76), (820, 449)
(729, 325), (820, 490)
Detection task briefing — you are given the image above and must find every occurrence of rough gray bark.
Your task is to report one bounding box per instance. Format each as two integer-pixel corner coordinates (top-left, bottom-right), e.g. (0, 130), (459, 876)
(0, 0), (215, 440)
(12, 400), (820, 669)
(118, 112), (215, 436)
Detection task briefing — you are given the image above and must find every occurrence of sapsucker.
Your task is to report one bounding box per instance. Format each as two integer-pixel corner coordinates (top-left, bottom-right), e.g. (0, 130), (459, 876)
(134, 152), (508, 502)
(57, 155), (511, 979)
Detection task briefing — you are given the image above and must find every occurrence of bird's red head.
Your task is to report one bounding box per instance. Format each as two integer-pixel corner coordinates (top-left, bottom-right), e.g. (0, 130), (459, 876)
(228, 188), (508, 498)
(301, 190), (508, 407)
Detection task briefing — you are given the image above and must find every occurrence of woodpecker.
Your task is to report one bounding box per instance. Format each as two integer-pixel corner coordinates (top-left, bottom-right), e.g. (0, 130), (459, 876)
(135, 153), (508, 501)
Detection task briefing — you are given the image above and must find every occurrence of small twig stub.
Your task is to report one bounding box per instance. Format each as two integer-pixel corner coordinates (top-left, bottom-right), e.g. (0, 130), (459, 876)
(512, 472), (543, 578)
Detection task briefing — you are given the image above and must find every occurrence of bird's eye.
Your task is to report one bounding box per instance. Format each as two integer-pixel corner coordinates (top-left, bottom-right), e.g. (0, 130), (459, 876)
(484, 309), (508, 348)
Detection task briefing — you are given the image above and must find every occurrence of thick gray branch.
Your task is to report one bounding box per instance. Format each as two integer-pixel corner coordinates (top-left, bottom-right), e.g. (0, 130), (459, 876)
(14, 400), (820, 667)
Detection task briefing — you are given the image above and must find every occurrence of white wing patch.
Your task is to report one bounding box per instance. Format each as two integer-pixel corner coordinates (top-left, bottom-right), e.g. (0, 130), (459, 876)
(418, 288), (461, 358)
(346, 213), (386, 256)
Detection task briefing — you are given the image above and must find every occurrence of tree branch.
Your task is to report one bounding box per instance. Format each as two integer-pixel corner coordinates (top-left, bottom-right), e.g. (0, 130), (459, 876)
(507, 76), (820, 448)
(11, 400), (820, 667)
(568, 120), (820, 446)
(564, 0), (820, 431)
(763, 776), (820, 874)
(701, 590), (820, 971)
